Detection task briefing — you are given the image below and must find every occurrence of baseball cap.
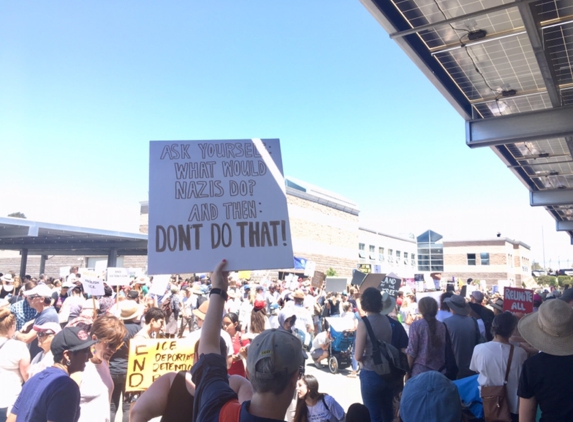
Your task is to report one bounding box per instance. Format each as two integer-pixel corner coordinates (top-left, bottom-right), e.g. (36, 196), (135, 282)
(254, 300), (266, 311)
(127, 290), (140, 300)
(34, 322), (62, 334)
(51, 326), (97, 358)
(400, 371), (462, 422)
(23, 284), (53, 298)
(247, 329), (304, 380)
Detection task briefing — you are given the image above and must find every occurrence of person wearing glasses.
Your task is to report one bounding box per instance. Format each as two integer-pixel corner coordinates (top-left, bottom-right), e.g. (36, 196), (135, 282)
(77, 315), (127, 422)
(7, 326), (96, 422)
(28, 322), (62, 378)
(14, 284), (59, 359)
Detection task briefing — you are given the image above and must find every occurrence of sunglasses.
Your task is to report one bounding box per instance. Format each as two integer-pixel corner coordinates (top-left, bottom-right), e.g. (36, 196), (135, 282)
(37, 331), (55, 338)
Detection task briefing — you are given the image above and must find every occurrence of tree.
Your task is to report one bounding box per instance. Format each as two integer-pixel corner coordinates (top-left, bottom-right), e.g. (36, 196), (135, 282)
(8, 212), (26, 219)
(326, 268), (337, 277)
(537, 275), (557, 287)
(557, 275), (572, 288)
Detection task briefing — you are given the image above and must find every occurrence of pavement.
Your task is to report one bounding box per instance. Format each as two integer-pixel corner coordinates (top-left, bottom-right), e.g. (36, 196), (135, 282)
(303, 358), (363, 412)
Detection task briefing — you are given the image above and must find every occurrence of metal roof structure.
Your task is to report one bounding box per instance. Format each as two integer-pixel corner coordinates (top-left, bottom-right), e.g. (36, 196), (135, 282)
(361, 0), (573, 243)
(0, 216), (148, 276)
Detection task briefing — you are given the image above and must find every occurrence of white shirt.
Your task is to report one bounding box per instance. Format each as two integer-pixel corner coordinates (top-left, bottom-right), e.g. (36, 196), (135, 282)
(0, 338), (29, 408)
(311, 331), (330, 353)
(79, 360), (114, 422)
(28, 349), (54, 378)
(184, 328), (233, 356)
(469, 341), (528, 414)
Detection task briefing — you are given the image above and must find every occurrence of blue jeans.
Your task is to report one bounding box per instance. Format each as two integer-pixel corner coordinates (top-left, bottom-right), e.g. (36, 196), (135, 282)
(0, 407), (7, 421)
(359, 369), (394, 422)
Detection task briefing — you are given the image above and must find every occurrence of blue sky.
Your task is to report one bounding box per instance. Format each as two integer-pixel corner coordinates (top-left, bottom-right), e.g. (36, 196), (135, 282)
(1, 1), (571, 267)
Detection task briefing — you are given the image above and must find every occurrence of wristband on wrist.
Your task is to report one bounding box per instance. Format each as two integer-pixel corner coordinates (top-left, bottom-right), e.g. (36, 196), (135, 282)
(209, 288), (228, 301)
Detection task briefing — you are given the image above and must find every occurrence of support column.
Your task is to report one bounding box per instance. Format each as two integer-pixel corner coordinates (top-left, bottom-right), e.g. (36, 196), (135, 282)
(108, 248), (118, 268)
(20, 248), (28, 279)
(39, 255), (48, 277)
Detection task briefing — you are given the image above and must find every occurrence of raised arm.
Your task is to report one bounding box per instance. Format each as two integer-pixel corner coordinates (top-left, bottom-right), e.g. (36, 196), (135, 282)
(198, 259), (228, 356)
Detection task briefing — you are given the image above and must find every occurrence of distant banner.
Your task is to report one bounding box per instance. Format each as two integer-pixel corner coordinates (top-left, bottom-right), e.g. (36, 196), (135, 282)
(106, 268), (131, 286)
(503, 287), (534, 313)
(148, 139), (293, 274)
(126, 339), (194, 392)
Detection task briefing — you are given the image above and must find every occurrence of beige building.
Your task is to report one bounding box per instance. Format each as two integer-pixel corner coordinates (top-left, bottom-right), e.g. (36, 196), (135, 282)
(443, 238), (531, 287)
(357, 228), (417, 277)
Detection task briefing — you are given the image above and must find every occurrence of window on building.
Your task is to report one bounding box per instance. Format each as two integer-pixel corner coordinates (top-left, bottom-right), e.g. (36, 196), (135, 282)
(388, 249), (394, 263)
(508, 254), (513, 267)
(396, 251), (401, 258)
(359, 243), (366, 259)
(404, 252), (408, 259)
(481, 252), (490, 265)
(467, 253), (476, 265)
(369, 245), (376, 260)
(378, 247), (385, 261)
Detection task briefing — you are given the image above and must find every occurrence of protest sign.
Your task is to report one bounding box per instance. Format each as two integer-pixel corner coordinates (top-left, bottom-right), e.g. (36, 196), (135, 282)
(60, 267), (70, 278)
(358, 264), (372, 274)
(416, 290), (443, 304)
(126, 338), (194, 392)
(311, 271), (326, 288)
(325, 277), (347, 293)
(379, 273), (402, 298)
(351, 269), (367, 286)
(81, 277), (104, 297)
(106, 268), (131, 286)
(503, 287), (534, 313)
(359, 273), (386, 293)
(148, 139), (293, 274)
(304, 261), (316, 277)
(498, 280), (511, 296)
(149, 275), (170, 296)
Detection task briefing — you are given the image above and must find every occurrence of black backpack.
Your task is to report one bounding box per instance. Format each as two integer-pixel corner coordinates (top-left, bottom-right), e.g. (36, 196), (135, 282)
(362, 316), (408, 381)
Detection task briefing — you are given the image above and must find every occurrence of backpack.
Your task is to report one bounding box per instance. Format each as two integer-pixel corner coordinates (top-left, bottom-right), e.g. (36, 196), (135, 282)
(361, 316), (408, 381)
(162, 296), (173, 319)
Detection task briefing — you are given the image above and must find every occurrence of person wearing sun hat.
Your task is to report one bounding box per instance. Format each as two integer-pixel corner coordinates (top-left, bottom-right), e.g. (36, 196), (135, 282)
(7, 326), (95, 422)
(28, 322), (62, 378)
(443, 294), (480, 379)
(517, 299), (573, 421)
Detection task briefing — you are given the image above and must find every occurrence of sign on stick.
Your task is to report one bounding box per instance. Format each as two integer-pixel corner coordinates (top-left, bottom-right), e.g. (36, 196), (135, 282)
(325, 277), (347, 293)
(379, 273), (402, 298)
(503, 287), (534, 313)
(81, 277), (104, 297)
(148, 139), (293, 274)
(311, 271), (326, 288)
(126, 339), (194, 392)
(106, 268), (131, 286)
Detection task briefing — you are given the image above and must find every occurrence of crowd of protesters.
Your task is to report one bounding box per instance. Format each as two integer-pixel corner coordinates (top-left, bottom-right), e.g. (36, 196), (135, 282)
(0, 266), (572, 422)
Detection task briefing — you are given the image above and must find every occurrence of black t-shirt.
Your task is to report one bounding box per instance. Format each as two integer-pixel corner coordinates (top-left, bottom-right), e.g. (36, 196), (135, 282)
(109, 320), (142, 376)
(518, 352), (573, 421)
(328, 300), (340, 316)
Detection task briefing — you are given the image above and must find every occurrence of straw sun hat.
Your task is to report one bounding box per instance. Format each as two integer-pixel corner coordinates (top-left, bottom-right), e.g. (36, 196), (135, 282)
(518, 299), (573, 356)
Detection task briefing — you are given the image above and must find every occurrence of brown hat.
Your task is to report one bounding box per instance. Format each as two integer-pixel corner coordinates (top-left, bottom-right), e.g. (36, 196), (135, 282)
(119, 301), (143, 320)
(193, 301), (209, 320)
(518, 299), (573, 356)
(293, 290), (305, 300)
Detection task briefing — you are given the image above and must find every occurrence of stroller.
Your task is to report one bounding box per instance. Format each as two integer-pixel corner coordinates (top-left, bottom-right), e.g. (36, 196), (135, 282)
(325, 317), (355, 374)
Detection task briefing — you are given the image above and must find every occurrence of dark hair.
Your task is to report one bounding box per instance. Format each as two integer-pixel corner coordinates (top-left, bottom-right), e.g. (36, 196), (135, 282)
(144, 307), (166, 324)
(346, 403), (371, 422)
(224, 312), (241, 332)
(293, 375), (325, 422)
(360, 288), (383, 313)
(194, 336), (226, 357)
(439, 292), (453, 311)
(418, 297), (441, 348)
(24, 280), (38, 291)
(103, 285), (113, 297)
(491, 312), (517, 339)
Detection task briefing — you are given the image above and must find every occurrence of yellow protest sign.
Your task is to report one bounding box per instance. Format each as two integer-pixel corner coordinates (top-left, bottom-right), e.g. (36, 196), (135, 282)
(126, 338), (194, 392)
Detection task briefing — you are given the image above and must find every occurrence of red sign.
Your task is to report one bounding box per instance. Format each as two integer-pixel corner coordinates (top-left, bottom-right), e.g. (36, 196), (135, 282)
(503, 287), (534, 314)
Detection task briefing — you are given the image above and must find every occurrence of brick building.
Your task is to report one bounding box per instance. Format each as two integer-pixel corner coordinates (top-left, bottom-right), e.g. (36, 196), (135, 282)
(442, 238), (531, 287)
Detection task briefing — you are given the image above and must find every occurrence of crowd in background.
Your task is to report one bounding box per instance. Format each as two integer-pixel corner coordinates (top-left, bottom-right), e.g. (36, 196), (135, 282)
(0, 266), (572, 422)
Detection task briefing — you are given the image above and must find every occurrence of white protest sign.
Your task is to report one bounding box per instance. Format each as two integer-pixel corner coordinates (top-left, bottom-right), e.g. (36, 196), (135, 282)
(325, 277), (348, 293)
(60, 267), (70, 278)
(304, 261), (316, 277)
(81, 278), (104, 297)
(416, 290), (443, 304)
(149, 275), (170, 296)
(107, 268), (131, 287)
(148, 139), (293, 274)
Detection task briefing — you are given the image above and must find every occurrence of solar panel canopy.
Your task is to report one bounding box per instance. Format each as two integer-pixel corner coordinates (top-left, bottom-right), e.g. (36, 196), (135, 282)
(361, 0), (573, 241)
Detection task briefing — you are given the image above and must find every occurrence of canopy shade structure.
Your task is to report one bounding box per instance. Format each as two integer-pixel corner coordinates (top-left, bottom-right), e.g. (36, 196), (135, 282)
(361, 0), (573, 243)
(0, 217), (148, 277)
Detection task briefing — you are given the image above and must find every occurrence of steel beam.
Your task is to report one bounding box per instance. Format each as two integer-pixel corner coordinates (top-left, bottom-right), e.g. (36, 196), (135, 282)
(20, 248), (28, 279)
(517, 2), (562, 107)
(0, 241), (147, 250)
(557, 220), (573, 231)
(530, 189), (573, 206)
(108, 248), (118, 267)
(39, 255), (47, 276)
(466, 105), (573, 147)
(389, 0), (538, 39)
